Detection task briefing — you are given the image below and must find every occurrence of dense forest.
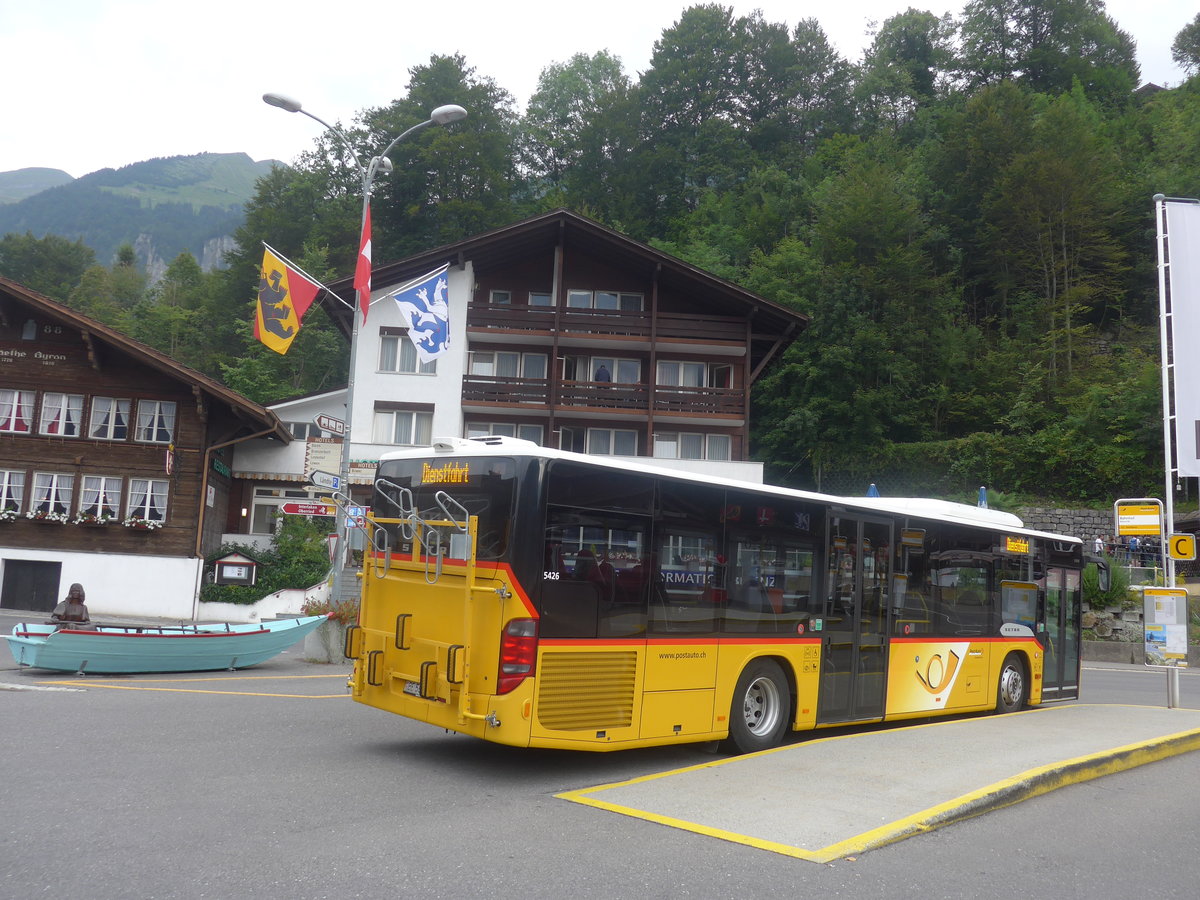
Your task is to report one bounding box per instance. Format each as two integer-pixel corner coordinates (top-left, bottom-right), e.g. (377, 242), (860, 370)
(5, 1), (1200, 505)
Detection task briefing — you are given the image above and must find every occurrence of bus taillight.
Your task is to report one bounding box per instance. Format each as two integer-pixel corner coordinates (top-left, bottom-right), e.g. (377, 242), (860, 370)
(497, 618), (538, 694)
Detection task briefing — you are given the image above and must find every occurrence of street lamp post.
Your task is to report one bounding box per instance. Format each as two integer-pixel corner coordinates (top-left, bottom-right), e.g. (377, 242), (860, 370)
(262, 92), (467, 605)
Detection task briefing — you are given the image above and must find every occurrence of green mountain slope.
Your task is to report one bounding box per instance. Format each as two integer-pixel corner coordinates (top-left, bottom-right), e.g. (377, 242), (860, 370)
(0, 167), (74, 204)
(0, 153), (280, 273)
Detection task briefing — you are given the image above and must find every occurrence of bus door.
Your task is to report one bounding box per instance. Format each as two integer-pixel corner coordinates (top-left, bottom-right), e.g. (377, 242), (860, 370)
(818, 516), (891, 723)
(1040, 566), (1081, 699)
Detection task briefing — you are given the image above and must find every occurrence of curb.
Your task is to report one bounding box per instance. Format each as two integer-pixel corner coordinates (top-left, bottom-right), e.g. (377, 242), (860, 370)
(819, 726), (1200, 861)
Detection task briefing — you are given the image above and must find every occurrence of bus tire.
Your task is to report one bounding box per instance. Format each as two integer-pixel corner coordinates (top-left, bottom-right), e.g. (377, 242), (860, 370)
(996, 653), (1028, 714)
(722, 659), (791, 754)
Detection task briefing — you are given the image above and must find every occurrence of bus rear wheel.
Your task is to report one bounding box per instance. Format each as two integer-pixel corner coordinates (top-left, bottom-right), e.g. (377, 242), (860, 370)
(996, 653), (1028, 714)
(722, 659), (790, 754)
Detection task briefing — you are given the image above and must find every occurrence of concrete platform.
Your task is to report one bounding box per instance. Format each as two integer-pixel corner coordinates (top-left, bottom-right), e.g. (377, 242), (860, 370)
(557, 704), (1200, 862)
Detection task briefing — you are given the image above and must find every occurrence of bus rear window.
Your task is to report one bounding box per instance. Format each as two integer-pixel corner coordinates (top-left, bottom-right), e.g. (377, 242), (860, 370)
(373, 457), (517, 560)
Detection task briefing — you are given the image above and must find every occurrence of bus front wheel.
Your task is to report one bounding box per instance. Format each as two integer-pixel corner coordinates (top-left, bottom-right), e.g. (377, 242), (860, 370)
(722, 659), (790, 754)
(996, 653), (1028, 714)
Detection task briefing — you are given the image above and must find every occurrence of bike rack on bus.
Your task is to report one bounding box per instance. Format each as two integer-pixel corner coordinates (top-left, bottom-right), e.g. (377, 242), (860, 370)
(371, 526), (392, 578)
(416, 491), (471, 583)
(370, 481), (473, 584)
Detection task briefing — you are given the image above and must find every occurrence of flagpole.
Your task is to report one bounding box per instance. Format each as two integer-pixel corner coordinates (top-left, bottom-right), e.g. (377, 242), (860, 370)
(263, 93), (467, 608)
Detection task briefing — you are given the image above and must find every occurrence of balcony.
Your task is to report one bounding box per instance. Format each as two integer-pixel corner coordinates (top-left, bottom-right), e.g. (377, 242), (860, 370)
(467, 305), (746, 347)
(460, 376), (745, 419)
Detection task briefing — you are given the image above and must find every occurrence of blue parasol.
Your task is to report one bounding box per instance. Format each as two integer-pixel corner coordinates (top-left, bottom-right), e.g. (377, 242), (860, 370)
(978, 486), (988, 509)
(867, 483), (880, 497)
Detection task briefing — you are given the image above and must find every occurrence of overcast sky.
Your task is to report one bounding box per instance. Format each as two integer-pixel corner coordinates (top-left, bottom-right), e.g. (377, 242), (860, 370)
(0, 0), (1193, 178)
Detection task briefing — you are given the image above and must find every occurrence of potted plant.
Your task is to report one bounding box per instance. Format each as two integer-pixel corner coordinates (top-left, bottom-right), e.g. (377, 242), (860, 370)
(0, 506), (18, 523)
(301, 596), (359, 663)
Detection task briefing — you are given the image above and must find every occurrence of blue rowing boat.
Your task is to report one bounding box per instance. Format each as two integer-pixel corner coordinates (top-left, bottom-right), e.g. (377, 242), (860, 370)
(4, 615), (332, 674)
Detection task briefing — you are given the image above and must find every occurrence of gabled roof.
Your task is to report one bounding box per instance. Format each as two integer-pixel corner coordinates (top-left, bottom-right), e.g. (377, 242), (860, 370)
(321, 208), (809, 344)
(0, 275), (290, 442)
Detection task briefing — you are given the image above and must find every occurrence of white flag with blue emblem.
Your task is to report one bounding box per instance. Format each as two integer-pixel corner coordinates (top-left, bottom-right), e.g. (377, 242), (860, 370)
(389, 264), (451, 362)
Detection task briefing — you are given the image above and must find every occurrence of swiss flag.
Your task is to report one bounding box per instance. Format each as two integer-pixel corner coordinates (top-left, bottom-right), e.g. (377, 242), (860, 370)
(354, 205), (372, 324)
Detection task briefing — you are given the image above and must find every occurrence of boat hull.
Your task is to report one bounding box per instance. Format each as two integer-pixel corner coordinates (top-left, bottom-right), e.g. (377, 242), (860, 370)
(4, 615), (331, 674)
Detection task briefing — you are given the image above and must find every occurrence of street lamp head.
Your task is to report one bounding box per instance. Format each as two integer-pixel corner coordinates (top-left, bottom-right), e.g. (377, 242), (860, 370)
(263, 92), (303, 113)
(430, 104), (468, 126)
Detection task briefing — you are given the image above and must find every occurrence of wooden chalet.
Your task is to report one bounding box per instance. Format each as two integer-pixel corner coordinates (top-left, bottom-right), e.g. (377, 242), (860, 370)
(316, 208), (809, 473)
(0, 276), (290, 618)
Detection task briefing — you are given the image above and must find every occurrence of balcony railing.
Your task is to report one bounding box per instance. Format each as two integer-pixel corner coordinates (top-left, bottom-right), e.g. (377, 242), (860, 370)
(467, 305), (745, 344)
(652, 385), (743, 416)
(461, 376), (744, 417)
(460, 375), (549, 405)
(556, 382), (648, 411)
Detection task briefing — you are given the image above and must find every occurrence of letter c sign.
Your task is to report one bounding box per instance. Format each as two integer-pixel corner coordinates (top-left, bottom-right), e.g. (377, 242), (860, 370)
(1169, 533), (1197, 561)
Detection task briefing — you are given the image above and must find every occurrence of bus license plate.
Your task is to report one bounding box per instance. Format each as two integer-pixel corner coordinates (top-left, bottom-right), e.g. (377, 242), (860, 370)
(403, 680), (422, 697)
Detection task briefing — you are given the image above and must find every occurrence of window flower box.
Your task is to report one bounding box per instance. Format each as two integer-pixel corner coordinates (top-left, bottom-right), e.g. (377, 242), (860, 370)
(74, 512), (117, 526)
(26, 510), (69, 524)
(0, 508), (19, 524)
(123, 516), (164, 531)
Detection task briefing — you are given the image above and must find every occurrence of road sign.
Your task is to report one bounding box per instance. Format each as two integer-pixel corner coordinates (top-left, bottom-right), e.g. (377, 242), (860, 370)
(314, 414), (346, 436)
(280, 501), (337, 516)
(1169, 533), (1197, 561)
(307, 469), (341, 491)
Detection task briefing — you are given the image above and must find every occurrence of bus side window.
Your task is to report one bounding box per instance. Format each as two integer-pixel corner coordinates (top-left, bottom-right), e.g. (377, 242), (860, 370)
(651, 530), (717, 633)
(540, 511), (648, 638)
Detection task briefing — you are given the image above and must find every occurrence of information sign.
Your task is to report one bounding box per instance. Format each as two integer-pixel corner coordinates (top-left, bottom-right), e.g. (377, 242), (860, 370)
(314, 414), (346, 436)
(308, 470), (341, 491)
(280, 501), (337, 517)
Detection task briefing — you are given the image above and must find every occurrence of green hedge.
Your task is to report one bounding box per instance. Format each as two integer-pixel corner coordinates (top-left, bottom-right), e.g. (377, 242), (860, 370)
(199, 516), (331, 606)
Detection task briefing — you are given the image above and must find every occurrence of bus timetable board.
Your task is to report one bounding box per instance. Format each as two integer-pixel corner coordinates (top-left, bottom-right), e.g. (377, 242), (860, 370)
(1114, 500), (1162, 537)
(1144, 587), (1189, 668)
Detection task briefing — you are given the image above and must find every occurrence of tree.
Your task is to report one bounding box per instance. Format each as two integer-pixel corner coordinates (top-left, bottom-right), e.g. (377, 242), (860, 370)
(370, 53), (521, 257)
(958, 0), (1140, 102)
(124, 252), (208, 366)
(110, 243), (147, 309)
(1172, 13), (1200, 76)
(856, 9), (958, 129)
(927, 80), (1038, 325)
(981, 87), (1129, 385)
(785, 19), (855, 156)
(0, 232), (95, 300)
(629, 4), (762, 231)
(519, 51), (632, 194)
(67, 265), (122, 324)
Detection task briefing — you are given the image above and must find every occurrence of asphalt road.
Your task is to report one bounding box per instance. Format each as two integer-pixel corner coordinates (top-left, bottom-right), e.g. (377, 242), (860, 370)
(2, 622), (1199, 899)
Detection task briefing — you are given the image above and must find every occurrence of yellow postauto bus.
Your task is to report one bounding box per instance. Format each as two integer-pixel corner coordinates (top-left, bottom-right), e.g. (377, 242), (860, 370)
(346, 437), (1091, 753)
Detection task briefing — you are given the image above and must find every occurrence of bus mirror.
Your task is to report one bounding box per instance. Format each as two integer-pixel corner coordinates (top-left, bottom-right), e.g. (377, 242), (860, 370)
(1087, 560), (1111, 593)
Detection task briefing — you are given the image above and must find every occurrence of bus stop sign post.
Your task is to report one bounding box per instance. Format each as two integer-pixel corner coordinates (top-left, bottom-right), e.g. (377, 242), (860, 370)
(1114, 498), (1181, 707)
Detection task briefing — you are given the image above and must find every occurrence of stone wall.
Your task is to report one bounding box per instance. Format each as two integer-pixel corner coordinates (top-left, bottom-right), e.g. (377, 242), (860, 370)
(1017, 507), (1110, 541)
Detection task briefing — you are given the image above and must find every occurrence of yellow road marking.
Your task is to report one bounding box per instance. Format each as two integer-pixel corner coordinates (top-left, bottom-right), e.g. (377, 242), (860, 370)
(42, 673), (349, 684)
(37, 672), (350, 698)
(38, 681), (347, 698)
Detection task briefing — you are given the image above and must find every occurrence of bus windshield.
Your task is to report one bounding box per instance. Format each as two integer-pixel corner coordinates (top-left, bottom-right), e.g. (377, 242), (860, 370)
(373, 456), (517, 561)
